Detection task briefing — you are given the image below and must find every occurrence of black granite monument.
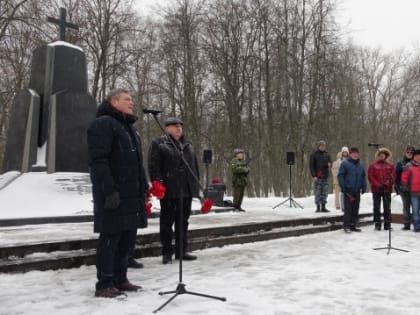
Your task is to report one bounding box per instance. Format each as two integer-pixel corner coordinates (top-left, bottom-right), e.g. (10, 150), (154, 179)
(2, 8), (96, 173)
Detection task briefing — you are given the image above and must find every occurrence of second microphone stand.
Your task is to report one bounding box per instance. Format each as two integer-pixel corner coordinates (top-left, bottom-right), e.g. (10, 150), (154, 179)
(373, 191), (409, 255)
(146, 112), (226, 313)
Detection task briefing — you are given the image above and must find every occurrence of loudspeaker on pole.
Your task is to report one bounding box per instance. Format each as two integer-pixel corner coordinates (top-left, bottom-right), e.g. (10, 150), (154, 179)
(203, 149), (212, 164)
(286, 151), (295, 165)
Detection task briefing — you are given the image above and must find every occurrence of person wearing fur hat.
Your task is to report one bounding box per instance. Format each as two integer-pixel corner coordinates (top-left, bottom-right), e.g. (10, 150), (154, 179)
(331, 147), (349, 210)
(395, 145), (415, 230)
(368, 148), (396, 231)
(401, 149), (420, 232)
(309, 140), (332, 212)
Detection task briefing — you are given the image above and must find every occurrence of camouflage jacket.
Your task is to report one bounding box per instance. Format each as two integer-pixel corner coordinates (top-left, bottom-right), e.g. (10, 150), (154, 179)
(231, 157), (249, 187)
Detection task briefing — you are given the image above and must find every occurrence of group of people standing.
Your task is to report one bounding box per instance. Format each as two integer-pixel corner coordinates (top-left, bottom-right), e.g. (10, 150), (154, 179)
(310, 141), (419, 234)
(87, 89), (202, 297)
(87, 89), (250, 298)
(87, 87), (419, 298)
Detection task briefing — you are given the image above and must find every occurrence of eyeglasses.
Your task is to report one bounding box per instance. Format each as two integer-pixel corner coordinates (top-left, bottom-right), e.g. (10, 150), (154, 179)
(406, 151), (414, 154)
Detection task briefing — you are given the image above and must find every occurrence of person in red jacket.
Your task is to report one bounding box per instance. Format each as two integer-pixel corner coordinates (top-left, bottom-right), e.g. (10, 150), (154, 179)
(401, 149), (420, 232)
(368, 148), (396, 231)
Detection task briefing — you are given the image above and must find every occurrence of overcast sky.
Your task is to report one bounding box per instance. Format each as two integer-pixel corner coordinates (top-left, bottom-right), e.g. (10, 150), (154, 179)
(135, 0), (420, 52)
(337, 0), (420, 51)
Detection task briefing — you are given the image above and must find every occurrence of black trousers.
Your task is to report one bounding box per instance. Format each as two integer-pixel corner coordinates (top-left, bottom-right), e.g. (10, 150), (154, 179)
(96, 229), (137, 290)
(400, 191), (412, 225)
(343, 192), (360, 228)
(159, 198), (192, 256)
(372, 192), (391, 226)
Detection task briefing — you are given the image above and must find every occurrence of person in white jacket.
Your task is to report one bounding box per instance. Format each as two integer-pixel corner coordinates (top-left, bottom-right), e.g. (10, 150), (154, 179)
(331, 146), (349, 210)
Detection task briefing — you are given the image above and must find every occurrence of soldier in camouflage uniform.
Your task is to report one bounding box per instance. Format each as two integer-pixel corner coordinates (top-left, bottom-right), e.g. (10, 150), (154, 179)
(231, 149), (250, 211)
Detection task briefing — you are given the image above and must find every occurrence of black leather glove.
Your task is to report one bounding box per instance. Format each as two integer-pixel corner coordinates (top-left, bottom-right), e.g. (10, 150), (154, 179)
(104, 191), (120, 209)
(378, 184), (385, 191)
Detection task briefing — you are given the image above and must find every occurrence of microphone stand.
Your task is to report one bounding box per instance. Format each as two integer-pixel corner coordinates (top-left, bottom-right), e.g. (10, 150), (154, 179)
(373, 172), (409, 255)
(145, 112), (226, 313)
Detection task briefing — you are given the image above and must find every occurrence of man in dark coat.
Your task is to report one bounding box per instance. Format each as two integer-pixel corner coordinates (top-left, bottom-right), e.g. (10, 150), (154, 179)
(309, 140), (332, 212)
(338, 147), (366, 233)
(87, 88), (148, 298)
(395, 145), (415, 230)
(148, 117), (200, 264)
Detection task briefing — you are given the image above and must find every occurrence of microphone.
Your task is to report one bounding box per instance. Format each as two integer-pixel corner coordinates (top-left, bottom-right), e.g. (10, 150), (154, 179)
(143, 108), (163, 115)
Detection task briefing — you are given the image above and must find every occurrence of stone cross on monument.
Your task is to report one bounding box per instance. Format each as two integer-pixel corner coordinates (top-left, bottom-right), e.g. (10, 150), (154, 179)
(47, 7), (79, 41)
(2, 8), (97, 174)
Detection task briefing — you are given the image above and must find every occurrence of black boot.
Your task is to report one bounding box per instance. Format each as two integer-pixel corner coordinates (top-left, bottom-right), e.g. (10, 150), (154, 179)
(315, 204), (321, 213)
(321, 204), (330, 212)
(374, 222), (381, 231)
(175, 252), (197, 260)
(384, 223), (391, 230)
(162, 254), (172, 264)
(402, 224), (410, 230)
(128, 257), (143, 269)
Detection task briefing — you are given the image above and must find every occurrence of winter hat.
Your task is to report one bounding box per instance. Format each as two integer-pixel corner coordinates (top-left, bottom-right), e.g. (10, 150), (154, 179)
(406, 145), (415, 153)
(341, 146), (349, 153)
(414, 149), (420, 156)
(233, 148), (244, 155)
(375, 147), (392, 160)
(318, 140), (326, 146)
(165, 117), (183, 126)
(349, 147), (359, 153)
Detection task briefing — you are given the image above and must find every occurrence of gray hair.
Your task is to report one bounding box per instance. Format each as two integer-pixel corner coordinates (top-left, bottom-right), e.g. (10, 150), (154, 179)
(106, 88), (130, 102)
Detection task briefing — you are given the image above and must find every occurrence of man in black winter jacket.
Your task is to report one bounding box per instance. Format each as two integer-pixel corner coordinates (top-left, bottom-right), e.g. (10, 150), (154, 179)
(395, 145), (415, 230)
(88, 89), (148, 298)
(148, 117), (200, 264)
(310, 140), (332, 212)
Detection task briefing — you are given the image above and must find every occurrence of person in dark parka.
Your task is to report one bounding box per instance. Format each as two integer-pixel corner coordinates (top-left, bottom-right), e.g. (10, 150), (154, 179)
(148, 117), (200, 264)
(395, 145), (415, 230)
(338, 147), (366, 233)
(310, 140), (332, 212)
(88, 88), (148, 298)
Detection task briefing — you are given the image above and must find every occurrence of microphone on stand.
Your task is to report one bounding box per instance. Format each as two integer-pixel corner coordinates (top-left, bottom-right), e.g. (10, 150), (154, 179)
(143, 108), (163, 115)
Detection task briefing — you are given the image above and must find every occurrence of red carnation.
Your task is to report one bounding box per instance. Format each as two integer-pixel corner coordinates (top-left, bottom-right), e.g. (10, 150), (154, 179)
(201, 198), (213, 214)
(149, 180), (166, 199)
(145, 202), (152, 215)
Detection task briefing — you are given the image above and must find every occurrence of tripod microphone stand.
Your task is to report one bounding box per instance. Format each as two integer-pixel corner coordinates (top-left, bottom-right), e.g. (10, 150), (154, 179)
(373, 192), (409, 255)
(145, 112), (226, 313)
(273, 163), (303, 209)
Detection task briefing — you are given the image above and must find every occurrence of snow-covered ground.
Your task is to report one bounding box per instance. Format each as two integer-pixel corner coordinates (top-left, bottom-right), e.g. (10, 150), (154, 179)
(0, 171), (403, 219)
(0, 171), (397, 247)
(1, 228), (418, 315)
(0, 172), (417, 315)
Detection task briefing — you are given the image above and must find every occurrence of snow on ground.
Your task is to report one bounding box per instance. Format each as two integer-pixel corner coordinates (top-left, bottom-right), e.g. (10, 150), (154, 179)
(0, 172), (416, 315)
(1, 228), (419, 315)
(0, 171), (404, 219)
(0, 171), (402, 247)
(0, 172), (93, 218)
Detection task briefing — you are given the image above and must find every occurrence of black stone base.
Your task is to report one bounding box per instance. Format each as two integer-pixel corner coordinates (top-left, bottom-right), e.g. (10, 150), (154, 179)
(47, 91), (96, 173)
